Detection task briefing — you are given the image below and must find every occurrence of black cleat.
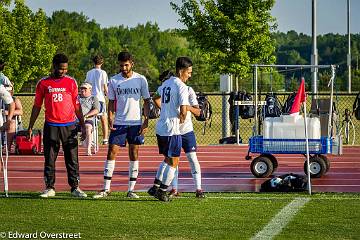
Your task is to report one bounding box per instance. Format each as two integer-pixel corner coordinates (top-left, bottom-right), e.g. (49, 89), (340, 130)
(155, 189), (170, 202)
(147, 185), (159, 197)
(196, 189), (206, 198)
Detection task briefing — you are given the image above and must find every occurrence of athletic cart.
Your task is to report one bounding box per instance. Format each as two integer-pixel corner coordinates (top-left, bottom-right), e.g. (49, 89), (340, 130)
(246, 65), (342, 180)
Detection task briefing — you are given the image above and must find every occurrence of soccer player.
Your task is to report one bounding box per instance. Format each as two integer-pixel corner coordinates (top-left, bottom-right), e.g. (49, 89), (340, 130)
(170, 85), (205, 198)
(93, 51), (150, 199)
(147, 57), (191, 202)
(151, 71), (205, 198)
(85, 55), (109, 145)
(27, 53), (87, 198)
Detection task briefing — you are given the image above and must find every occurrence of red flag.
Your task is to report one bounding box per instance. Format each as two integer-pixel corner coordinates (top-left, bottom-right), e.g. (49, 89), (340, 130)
(289, 78), (306, 115)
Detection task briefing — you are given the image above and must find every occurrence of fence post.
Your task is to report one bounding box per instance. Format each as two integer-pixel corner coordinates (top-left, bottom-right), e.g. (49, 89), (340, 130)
(220, 74), (232, 138)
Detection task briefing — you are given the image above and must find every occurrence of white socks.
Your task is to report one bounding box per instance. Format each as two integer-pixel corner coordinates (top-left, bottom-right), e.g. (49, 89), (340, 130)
(128, 160), (139, 192)
(162, 165), (176, 188)
(104, 160), (115, 191)
(186, 152), (202, 190)
(171, 166), (179, 190)
(155, 161), (168, 183)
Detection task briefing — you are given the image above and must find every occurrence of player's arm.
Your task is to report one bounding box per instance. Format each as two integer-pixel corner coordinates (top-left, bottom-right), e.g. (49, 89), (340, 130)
(27, 105), (41, 139)
(103, 82), (108, 97)
(179, 105), (188, 123)
(178, 84), (189, 123)
(189, 105), (200, 117)
(27, 81), (43, 138)
(187, 86), (200, 117)
(153, 91), (161, 108)
(140, 98), (150, 135)
(108, 100), (115, 130)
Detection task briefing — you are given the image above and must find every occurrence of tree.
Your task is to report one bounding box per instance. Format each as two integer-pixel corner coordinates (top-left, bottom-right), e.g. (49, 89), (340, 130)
(0, 0), (56, 92)
(171, 0), (276, 80)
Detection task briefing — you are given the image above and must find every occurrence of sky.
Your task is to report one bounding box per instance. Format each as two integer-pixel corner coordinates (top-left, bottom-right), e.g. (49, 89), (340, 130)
(24, 0), (360, 35)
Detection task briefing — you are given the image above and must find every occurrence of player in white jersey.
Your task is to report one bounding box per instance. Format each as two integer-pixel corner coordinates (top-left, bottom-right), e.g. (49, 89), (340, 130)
(93, 51), (150, 199)
(85, 55), (109, 145)
(147, 57), (191, 202)
(170, 86), (205, 198)
(149, 70), (205, 198)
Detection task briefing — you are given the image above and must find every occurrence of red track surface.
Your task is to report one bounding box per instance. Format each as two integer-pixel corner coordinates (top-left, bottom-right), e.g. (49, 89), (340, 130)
(2, 145), (360, 193)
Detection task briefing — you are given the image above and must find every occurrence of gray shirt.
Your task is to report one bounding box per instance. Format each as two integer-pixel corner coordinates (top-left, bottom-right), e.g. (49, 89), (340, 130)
(79, 95), (100, 122)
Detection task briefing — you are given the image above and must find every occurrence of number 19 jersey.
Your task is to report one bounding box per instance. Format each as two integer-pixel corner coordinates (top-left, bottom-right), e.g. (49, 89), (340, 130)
(156, 76), (189, 136)
(34, 75), (79, 124)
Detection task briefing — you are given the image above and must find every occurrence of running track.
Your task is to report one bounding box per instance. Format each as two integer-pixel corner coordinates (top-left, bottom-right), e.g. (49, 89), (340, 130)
(2, 145), (360, 193)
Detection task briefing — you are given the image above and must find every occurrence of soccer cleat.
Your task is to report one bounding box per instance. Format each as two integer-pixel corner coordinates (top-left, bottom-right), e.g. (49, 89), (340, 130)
(39, 188), (56, 198)
(102, 139), (108, 145)
(195, 189), (206, 198)
(71, 187), (87, 198)
(93, 190), (110, 199)
(147, 185), (159, 197)
(126, 191), (140, 199)
(168, 189), (180, 198)
(155, 189), (170, 202)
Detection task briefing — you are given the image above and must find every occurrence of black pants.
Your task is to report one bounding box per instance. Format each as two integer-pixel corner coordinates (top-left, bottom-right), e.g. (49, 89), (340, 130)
(43, 123), (80, 190)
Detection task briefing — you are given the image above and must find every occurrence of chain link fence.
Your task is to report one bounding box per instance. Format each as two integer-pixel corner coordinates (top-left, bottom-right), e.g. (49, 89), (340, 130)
(15, 92), (360, 145)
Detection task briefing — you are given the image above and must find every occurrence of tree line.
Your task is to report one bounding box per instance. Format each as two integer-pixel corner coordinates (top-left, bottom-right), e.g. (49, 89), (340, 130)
(1, 0), (359, 93)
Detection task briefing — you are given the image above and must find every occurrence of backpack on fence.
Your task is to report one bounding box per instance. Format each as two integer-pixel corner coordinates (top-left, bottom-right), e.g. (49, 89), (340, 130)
(262, 93), (282, 118)
(143, 98), (160, 119)
(282, 92), (297, 114)
(195, 93), (212, 134)
(353, 92), (360, 120)
(236, 91), (255, 119)
(260, 173), (308, 192)
(195, 93), (212, 122)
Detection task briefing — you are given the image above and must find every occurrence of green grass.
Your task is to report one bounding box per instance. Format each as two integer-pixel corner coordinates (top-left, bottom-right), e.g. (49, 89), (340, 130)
(0, 192), (359, 240)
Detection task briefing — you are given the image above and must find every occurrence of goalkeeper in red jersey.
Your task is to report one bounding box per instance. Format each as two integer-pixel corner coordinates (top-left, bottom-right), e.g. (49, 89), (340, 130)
(28, 53), (87, 198)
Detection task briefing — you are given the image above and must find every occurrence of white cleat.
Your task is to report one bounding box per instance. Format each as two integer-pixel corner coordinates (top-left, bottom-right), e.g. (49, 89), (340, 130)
(126, 191), (139, 199)
(40, 188), (56, 198)
(93, 190), (110, 199)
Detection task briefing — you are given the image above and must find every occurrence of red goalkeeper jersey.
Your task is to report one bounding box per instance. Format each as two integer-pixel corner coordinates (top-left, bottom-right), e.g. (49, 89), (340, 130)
(34, 75), (80, 124)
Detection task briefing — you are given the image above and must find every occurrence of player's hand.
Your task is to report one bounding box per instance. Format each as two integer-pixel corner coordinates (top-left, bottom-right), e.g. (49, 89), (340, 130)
(80, 125), (86, 141)
(139, 119), (148, 135)
(27, 128), (33, 140)
(109, 121), (116, 131)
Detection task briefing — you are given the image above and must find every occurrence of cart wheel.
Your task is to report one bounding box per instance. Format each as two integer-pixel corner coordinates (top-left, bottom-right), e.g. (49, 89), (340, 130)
(32, 146), (37, 155)
(304, 156), (327, 178)
(261, 154), (278, 172)
(250, 156), (273, 178)
(317, 155), (330, 173)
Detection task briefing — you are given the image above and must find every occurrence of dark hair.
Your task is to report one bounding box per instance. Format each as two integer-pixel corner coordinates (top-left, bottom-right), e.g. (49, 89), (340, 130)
(117, 51), (133, 62)
(176, 56), (192, 73)
(0, 59), (5, 71)
(92, 55), (104, 65)
(159, 70), (175, 82)
(53, 53), (68, 65)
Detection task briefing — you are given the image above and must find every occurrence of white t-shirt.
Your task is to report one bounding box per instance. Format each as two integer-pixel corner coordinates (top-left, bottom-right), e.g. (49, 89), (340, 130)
(156, 76), (189, 136)
(0, 72), (12, 87)
(108, 72), (150, 125)
(85, 68), (108, 102)
(180, 86), (198, 135)
(0, 85), (14, 127)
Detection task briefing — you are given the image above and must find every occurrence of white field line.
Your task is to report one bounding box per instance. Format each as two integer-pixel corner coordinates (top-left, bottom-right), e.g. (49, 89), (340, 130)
(251, 197), (310, 240)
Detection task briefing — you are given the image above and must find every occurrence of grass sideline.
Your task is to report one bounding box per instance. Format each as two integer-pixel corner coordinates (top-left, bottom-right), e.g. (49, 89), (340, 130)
(0, 192), (359, 239)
